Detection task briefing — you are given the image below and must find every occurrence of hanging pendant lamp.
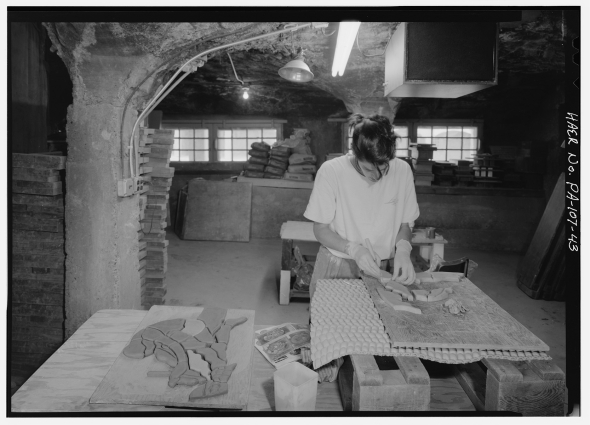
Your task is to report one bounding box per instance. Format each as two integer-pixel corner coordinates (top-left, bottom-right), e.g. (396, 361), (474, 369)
(278, 56), (314, 83)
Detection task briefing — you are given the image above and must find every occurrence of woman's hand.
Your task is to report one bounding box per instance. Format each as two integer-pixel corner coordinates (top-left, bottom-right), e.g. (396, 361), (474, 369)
(347, 242), (382, 278)
(392, 240), (415, 285)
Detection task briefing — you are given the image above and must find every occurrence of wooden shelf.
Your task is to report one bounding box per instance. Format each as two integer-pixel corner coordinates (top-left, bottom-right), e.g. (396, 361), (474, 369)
(237, 176), (313, 190)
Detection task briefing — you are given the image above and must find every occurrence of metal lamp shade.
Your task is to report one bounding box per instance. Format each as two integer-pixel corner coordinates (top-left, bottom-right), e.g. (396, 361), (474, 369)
(278, 59), (314, 83)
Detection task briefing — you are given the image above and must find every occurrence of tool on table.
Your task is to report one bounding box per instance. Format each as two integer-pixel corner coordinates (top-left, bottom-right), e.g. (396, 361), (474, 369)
(365, 238), (420, 285)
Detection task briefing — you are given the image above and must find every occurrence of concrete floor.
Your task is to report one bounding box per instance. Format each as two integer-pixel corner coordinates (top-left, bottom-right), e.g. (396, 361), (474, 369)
(164, 229), (566, 376)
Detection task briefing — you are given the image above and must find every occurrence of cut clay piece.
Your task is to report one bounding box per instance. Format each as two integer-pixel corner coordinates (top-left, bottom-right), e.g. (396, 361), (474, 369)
(166, 330), (193, 343)
(142, 327), (175, 347)
(177, 375), (206, 387)
(384, 281), (414, 301)
(215, 325), (230, 344)
(376, 285), (422, 315)
(216, 317), (248, 344)
(379, 269), (393, 284)
(415, 272), (435, 283)
(123, 339), (147, 359)
(189, 381), (228, 401)
(427, 287), (453, 302)
(147, 371), (171, 378)
(131, 329), (145, 341)
(211, 342), (227, 361)
(197, 307), (227, 336)
(224, 317), (248, 329)
(195, 327), (215, 343)
(411, 289), (429, 302)
(195, 347), (226, 370)
(181, 337), (208, 351)
(188, 351), (211, 380)
(148, 318), (186, 334)
(155, 347), (177, 367)
(182, 319), (206, 336)
(432, 272), (462, 282)
(169, 360), (189, 388)
(142, 339), (156, 356)
(211, 363), (237, 383)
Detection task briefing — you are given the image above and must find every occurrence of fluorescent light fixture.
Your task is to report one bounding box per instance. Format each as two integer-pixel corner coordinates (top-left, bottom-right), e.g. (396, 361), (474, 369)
(332, 21), (361, 77)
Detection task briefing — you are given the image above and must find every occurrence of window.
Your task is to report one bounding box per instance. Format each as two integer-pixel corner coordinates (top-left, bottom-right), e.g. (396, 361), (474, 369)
(216, 128), (278, 162)
(416, 124), (480, 161)
(163, 118), (285, 162)
(342, 122), (411, 157)
(171, 129), (209, 162)
(339, 119), (482, 162)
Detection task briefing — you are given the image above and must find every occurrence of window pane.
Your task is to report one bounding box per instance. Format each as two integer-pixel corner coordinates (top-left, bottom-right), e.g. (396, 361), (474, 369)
(179, 139), (193, 150)
(195, 139), (208, 150)
(417, 137), (432, 144)
(179, 129), (193, 138)
(218, 129), (231, 138)
(217, 139), (232, 150)
(173, 139), (180, 149)
(447, 150), (462, 161)
(218, 150), (232, 161)
(195, 129), (208, 138)
(417, 126), (431, 137)
(248, 129), (262, 137)
(433, 151), (446, 161)
(447, 126), (462, 137)
(463, 138), (478, 150)
(263, 138), (276, 145)
(233, 129), (247, 138)
(179, 151), (194, 162)
(263, 128), (277, 137)
(462, 126), (478, 137)
(194, 151), (208, 161)
(433, 126), (447, 137)
(233, 151), (248, 161)
(248, 138), (262, 147)
(462, 150), (477, 160)
(233, 139), (247, 150)
(394, 126), (408, 137)
(397, 149), (409, 157)
(447, 138), (462, 149)
(397, 138), (409, 149)
(170, 150), (179, 161)
(433, 138), (447, 149)
(173, 129), (180, 137)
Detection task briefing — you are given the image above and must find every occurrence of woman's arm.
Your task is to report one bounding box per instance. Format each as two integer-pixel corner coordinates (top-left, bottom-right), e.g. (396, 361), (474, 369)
(313, 222), (349, 255)
(392, 223), (415, 285)
(312, 222), (382, 278)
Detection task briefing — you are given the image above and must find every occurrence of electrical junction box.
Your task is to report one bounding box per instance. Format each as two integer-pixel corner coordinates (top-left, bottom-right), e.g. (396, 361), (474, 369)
(118, 178), (138, 197)
(384, 22), (499, 98)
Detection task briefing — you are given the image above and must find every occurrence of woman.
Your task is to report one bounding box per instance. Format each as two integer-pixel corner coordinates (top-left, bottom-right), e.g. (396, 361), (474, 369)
(304, 113), (420, 300)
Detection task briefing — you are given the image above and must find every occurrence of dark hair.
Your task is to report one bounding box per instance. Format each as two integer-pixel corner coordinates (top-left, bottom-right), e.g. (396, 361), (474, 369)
(348, 113), (397, 180)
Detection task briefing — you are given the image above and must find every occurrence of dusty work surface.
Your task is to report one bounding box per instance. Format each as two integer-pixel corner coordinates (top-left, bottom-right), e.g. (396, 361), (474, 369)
(90, 306), (255, 410)
(363, 274), (550, 361)
(311, 278), (550, 369)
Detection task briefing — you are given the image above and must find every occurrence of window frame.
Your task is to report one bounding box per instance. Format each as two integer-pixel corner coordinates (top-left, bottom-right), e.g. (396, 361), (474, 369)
(162, 118), (285, 163)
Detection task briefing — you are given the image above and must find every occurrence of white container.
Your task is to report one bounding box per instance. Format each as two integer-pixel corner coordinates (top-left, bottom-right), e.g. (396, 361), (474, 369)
(273, 362), (318, 411)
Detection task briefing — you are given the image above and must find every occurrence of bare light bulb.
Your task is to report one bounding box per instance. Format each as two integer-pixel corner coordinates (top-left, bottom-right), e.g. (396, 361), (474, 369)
(243, 90), (249, 100)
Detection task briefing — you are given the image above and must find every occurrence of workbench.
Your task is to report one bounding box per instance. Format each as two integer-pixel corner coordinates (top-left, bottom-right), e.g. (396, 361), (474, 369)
(279, 221), (447, 305)
(12, 308), (482, 413)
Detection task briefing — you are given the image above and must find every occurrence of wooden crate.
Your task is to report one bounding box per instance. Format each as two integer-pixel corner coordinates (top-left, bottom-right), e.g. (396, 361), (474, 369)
(455, 358), (565, 416)
(338, 354), (430, 411)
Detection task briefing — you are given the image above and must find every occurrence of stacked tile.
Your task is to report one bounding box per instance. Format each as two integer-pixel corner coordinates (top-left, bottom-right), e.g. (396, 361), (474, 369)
(11, 153), (66, 383)
(138, 128), (175, 309)
(264, 146), (291, 179)
(243, 141), (270, 178)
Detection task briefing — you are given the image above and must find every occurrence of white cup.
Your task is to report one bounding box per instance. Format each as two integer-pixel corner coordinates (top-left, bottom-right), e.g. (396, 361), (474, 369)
(273, 362), (318, 411)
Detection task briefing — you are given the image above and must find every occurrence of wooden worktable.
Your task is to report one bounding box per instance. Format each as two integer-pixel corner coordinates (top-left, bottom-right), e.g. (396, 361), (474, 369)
(11, 309), (478, 413)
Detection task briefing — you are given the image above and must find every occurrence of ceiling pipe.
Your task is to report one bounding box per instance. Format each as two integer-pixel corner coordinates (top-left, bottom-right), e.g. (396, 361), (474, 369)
(127, 22), (322, 179)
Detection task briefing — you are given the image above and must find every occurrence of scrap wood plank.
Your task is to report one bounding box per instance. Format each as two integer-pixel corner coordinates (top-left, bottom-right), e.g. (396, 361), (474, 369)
(517, 173), (565, 292)
(362, 274), (550, 354)
(90, 305), (255, 410)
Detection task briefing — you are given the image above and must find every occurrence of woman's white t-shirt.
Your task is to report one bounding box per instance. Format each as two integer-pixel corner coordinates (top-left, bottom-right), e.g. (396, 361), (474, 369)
(304, 155), (420, 260)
